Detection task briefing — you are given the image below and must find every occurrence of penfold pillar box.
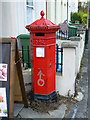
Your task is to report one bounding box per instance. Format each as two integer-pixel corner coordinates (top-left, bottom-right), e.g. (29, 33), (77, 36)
(26, 11), (60, 101)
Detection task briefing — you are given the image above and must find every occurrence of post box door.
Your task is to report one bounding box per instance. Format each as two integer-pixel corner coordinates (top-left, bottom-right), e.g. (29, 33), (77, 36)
(34, 44), (55, 95)
(34, 46), (48, 94)
(46, 45), (55, 93)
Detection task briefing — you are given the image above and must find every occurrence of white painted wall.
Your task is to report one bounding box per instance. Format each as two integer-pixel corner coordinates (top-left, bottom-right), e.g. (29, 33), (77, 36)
(34, 0), (46, 21)
(75, 41), (81, 75)
(47, 0), (55, 23)
(56, 31), (85, 96)
(56, 47), (76, 96)
(61, 0), (67, 23)
(0, 0), (46, 37)
(70, 0), (78, 13)
(1, 2), (27, 38)
(70, 37), (81, 75)
(63, 0), (67, 22)
(47, 0), (68, 24)
(0, 2), (2, 38)
(79, 32), (85, 64)
(56, 0), (62, 24)
(68, 0), (71, 22)
(63, 48), (75, 95)
(70, 32), (85, 76)
(47, 0), (78, 24)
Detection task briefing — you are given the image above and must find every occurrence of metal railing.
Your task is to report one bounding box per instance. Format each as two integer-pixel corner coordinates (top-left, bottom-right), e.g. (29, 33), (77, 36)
(21, 46), (31, 68)
(56, 29), (69, 40)
(21, 44), (63, 72)
(56, 44), (63, 72)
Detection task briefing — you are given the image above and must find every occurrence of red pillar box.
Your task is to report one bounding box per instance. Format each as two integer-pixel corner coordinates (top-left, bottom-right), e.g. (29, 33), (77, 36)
(26, 11), (60, 101)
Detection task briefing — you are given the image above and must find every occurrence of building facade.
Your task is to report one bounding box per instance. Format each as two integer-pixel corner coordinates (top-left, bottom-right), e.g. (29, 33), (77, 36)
(46, 0), (68, 25)
(0, 0), (78, 38)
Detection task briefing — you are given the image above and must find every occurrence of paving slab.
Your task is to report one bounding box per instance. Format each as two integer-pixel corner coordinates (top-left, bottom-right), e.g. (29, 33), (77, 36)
(82, 67), (87, 73)
(19, 107), (50, 118)
(18, 104), (67, 118)
(48, 104), (67, 118)
(64, 48), (88, 118)
(14, 103), (24, 117)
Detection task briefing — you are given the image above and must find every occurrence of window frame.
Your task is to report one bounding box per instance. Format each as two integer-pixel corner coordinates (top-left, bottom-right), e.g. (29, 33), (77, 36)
(26, 0), (34, 9)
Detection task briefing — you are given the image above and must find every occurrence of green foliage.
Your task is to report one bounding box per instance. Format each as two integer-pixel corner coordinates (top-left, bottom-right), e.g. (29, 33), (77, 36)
(78, 2), (88, 13)
(71, 1), (88, 24)
(71, 12), (87, 24)
(79, 12), (87, 24)
(78, 12), (84, 18)
(82, 13), (87, 24)
(71, 12), (82, 23)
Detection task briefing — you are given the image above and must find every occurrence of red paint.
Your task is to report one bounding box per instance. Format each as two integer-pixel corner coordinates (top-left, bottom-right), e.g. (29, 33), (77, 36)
(26, 11), (60, 95)
(11, 37), (16, 39)
(40, 10), (45, 18)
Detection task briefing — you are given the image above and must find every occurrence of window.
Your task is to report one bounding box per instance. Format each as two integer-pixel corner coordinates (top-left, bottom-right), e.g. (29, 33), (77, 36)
(26, 0), (34, 25)
(26, 0), (34, 7)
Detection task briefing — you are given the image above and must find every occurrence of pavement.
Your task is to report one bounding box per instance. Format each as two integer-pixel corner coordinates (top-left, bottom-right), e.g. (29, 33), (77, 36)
(14, 44), (88, 119)
(64, 48), (88, 119)
(63, 29), (89, 119)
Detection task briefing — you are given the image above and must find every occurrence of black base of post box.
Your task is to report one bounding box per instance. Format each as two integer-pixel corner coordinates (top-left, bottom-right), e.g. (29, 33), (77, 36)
(30, 91), (57, 102)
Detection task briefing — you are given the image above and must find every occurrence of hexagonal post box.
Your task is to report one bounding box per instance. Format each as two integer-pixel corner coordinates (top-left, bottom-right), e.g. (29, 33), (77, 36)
(26, 11), (60, 101)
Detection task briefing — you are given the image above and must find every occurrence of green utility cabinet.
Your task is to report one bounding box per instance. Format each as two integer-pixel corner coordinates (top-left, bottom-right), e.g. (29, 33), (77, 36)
(17, 34), (31, 68)
(68, 25), (78, 38)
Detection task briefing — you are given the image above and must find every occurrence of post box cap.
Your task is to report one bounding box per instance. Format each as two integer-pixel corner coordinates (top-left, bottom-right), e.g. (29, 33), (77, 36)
(25, 11), (60, 32)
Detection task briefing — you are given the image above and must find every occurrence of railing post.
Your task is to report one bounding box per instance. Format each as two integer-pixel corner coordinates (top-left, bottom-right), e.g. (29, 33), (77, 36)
(27, 46), (30, 68)
(68, 30), (69, 39)
(61, 47), (63, 73)
(66, 30), (67, 39)
(59, 29), (60, 39)
(22, 46), (24, 67)
(56, 44), (58, 72)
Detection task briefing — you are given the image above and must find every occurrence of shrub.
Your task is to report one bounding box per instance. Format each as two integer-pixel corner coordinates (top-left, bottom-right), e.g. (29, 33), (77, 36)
(71, 12), (82, 23)
(82, 13), (87, 24)
(71, 12), (87, 24)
